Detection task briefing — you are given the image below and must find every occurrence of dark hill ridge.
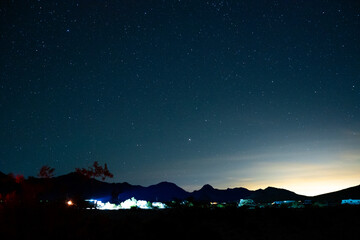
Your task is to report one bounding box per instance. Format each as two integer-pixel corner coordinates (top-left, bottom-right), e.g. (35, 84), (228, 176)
(249, 187), (307, 203)
(118, 181), (190, 202)
(192, 184), (252, 202)
(44, 172), (141, 202)
(0, 171), (19, 196)
(1, 171), (359, 203)
(190, 184), (306, 203)
(312, 185), (360, 203)
(0, 171), (8, 179)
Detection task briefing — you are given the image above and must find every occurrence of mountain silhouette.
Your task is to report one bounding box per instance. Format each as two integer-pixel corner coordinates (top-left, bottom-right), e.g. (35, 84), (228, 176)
(1, 171), (359, 204)
(18, 172), (140, 202)
(118, 181), (190, 202)
(192, 184), (252, 202)
(0, 171), (19, 196)
(248, 186), (306, 203)
(312, 185), (360, 203)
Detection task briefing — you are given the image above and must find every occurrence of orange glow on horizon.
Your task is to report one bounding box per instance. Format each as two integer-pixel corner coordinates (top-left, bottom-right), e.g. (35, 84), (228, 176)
(241, 179), (360, 197)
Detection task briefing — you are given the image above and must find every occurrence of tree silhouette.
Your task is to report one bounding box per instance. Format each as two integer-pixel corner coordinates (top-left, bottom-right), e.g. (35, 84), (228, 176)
(75, 161), (114, 181)
(38, 165), (55, 178)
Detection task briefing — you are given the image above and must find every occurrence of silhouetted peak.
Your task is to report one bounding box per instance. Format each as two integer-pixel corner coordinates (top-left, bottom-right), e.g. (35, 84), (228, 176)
(264, 186), (295, 193)
(200, 184), (215, 191)
(155, 181), (177, 187)
(149, 182), (188, 193)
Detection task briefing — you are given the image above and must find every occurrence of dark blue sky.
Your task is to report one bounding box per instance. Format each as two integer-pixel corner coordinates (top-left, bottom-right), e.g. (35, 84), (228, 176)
(1, 0), (359, 195)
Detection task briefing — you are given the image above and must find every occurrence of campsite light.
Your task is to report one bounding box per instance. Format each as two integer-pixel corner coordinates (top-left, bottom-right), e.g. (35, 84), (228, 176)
(67, 200), (74, 206)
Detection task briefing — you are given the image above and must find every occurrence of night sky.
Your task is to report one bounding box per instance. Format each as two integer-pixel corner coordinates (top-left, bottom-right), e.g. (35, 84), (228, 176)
(1, 0), (359, 196)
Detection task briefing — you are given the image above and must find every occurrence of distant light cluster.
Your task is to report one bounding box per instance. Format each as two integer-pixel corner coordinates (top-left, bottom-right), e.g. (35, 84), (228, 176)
(86, 197), (167, 210)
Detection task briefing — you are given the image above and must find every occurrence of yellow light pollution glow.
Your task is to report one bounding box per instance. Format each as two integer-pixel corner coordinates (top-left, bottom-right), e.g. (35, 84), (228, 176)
(220, 147), (360, 196)
(177, 137), (360, 196)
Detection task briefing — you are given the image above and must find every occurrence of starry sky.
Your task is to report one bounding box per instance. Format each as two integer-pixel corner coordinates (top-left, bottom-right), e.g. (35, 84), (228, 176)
(1, 0), (360, 196)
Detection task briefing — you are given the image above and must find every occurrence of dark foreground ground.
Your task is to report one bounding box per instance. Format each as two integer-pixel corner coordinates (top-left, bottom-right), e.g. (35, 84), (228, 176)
(1, 206), (359, 240)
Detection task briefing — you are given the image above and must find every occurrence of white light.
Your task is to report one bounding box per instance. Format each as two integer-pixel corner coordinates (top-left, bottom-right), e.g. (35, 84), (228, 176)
(152, 202), (167, 209)
(84, 198), (167, 210)
(102, 202), (121, 210)
(120, 197), (137, 209)
(136, 200), (151, 209)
